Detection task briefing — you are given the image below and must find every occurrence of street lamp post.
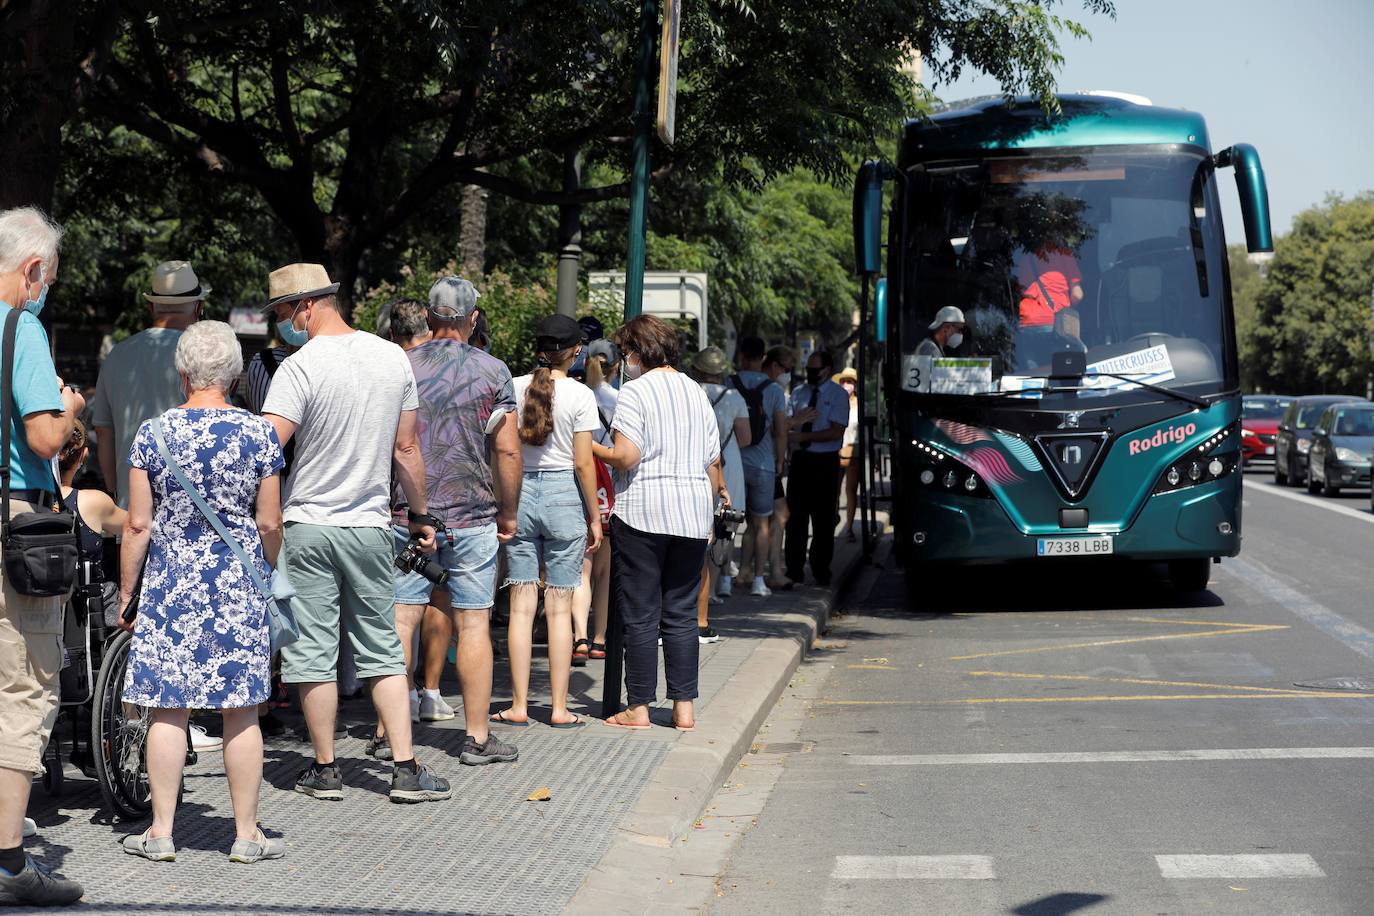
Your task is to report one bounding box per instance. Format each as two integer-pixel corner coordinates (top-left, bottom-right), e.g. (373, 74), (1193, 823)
(623, 0), (658, 321)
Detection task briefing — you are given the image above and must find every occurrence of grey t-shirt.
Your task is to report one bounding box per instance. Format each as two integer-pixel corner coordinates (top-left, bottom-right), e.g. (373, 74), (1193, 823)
(90, 327), (184, 506)
(735, 370), (787, 472)
(262, 331), (418, 528)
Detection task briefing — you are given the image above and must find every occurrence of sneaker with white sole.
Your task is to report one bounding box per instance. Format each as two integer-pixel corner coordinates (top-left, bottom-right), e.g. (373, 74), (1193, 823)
(22, 817), (36, 838)
(749, 576), (772, 598)
(419, 693), (455, 721)
(189, 723), (222, 752)
(717, 576), (733, 597)
(699, 627), (721, 644)
(229, 829), (285, 864)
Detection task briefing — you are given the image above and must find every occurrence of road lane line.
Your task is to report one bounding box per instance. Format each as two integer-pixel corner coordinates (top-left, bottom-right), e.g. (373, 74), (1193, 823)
(1246, 478), (1374, 526)
(1156, 854), (1325, 879)
(846, 747), (1374, 766)
(1226, 555), (1374, 662)
(819, 692), (1373, 706)
(966, 670), (1317, 694)
(947, 623), (1286, 661)
(832, 855), (995, 880)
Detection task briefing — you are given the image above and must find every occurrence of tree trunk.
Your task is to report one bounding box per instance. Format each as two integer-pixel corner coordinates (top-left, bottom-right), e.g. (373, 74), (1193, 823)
(0, 0), (81, 210)
(459, 179), (488, 277)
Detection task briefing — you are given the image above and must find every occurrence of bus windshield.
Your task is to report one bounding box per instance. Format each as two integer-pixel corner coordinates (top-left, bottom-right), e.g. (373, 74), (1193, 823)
(900, 147), (1233, 401)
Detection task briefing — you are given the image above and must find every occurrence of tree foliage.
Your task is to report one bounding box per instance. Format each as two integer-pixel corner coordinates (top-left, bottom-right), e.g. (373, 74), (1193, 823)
(1242, 194), (1374, 395)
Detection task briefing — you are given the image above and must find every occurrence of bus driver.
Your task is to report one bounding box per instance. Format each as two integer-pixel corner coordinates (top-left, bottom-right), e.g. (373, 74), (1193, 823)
(918, 306), (966, 358)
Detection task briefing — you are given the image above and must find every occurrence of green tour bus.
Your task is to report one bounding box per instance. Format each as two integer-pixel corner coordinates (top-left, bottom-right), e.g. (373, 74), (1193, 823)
(853, 92), (1273, 592)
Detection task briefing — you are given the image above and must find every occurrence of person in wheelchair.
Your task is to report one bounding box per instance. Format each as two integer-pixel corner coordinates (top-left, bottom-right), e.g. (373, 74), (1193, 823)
(59, 421), (126, 604)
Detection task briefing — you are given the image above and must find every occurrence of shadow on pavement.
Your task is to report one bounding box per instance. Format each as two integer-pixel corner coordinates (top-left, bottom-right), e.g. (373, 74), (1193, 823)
(1011, 892), (1111, 915)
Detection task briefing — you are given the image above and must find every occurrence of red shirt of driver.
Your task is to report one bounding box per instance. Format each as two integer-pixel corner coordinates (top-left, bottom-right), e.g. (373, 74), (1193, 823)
(1017, 249), (1081, 328)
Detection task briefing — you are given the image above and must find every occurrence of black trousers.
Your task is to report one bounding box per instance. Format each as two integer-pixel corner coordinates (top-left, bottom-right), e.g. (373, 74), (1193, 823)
(785, 449), (841, 583)
(611, 516), (708, 706)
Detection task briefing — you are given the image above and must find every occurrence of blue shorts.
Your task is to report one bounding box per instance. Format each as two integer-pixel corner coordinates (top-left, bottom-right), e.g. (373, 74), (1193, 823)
(505, 470), (588, 590)
(392, 523), (499, 611)
(743, 464), (776, 517)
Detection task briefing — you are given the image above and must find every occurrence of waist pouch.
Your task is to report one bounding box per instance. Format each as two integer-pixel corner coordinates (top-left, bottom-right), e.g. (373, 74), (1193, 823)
(4, 508), (79, 597)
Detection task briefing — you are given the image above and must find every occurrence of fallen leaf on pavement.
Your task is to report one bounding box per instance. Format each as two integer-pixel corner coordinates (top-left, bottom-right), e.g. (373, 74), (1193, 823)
(526, 787), (551, 801)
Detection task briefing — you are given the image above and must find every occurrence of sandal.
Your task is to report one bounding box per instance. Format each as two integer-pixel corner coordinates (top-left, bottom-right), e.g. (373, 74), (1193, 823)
(572, 638), (590, 668)
(122, 829), (176, 862)
(549, 715), (586, 729)
(489, 710), (531, 727)
(589, 642), (606, 659)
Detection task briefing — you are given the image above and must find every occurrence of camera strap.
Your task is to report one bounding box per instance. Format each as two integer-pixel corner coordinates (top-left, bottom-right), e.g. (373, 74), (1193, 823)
(151, 417), (273, 602)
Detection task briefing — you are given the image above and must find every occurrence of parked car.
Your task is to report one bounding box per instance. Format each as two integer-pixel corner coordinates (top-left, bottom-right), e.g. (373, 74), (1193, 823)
(1273, 394), (1368, 487)
(1240, 395), (1291, 468)
(1307, 403), (1374, 495)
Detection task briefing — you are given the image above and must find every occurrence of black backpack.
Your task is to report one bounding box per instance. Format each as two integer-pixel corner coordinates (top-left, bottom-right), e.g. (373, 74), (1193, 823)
(730, 373), (768, 445)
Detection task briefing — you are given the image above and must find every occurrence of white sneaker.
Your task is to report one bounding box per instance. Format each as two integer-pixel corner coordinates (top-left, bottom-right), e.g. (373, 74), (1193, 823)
(419, 693), (456, 721)
(709, 594), (724, 605)
(726, 560), (740, 578)
(409, 693), (421, 723)
(750, 576), (772, 598)
(22, 817), (36, 838)
(189, 723), (222, 752)
(717, 576), (733, 597)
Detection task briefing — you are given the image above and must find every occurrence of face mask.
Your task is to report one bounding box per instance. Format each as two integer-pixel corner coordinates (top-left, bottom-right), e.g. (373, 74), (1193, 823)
(23, 283), (49, 318)
(947, 332), (964, 349)
(842, 382), (856, 396)
(623, 358), (643, 382)
(277, 303), (309, 347)
(806, 367), (826, 386)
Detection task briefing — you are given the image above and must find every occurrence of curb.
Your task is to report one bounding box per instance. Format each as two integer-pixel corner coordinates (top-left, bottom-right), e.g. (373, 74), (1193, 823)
(566, 531), (887, 915)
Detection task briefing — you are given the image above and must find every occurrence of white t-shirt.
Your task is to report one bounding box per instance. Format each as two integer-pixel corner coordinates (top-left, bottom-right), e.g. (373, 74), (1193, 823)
(261, 331), (418, 527)
(512, 374), (599, 471)
(90, 327), (185, 506)
(702, 382), (749, 507)
(592, 382), (619, 446)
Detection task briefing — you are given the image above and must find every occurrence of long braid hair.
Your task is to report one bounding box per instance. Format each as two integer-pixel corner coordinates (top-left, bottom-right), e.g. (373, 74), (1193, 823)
(520, 346), (577, 446)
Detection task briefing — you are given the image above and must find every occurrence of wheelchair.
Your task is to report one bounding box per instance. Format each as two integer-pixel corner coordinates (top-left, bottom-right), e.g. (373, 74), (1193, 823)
(42, 566), (193, 820)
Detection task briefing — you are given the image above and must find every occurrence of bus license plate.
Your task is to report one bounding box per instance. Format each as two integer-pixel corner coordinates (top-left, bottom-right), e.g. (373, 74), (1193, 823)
(1037, 536), (1113, 557)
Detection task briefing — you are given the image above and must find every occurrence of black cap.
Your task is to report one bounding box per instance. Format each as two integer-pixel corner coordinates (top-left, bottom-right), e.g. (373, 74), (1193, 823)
(535, 314), (583, 352)
(578, 315), (604, 342)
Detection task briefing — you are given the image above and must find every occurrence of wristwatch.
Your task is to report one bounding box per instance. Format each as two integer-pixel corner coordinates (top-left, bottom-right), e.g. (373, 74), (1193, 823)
(407, 509), (441, 529)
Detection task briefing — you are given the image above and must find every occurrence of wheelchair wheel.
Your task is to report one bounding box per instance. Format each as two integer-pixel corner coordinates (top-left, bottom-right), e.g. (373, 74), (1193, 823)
(91, 630), (153, 820)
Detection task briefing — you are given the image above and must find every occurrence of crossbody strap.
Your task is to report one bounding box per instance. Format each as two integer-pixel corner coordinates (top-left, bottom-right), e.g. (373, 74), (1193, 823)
(1, 308), (17, 534)
(151, 417), (272, 600)
(709, 388), (736, 452)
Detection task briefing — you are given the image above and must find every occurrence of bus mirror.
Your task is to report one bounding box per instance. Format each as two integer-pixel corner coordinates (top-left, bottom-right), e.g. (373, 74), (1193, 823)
(875, 277), (888, 343)
(1214, 144), (1273, 254)
(853, 161), (884, 274)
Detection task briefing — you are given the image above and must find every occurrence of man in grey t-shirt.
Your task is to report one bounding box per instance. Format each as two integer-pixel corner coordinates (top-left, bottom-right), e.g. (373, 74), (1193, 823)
(261, 262), (450, 805)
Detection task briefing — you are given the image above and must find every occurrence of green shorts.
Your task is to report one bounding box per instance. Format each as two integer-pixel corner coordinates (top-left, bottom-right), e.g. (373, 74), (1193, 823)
(279, 522), (406, 684)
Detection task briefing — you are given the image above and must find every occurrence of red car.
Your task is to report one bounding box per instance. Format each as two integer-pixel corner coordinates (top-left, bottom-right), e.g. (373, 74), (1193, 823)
(1241, 395), (1291, 467)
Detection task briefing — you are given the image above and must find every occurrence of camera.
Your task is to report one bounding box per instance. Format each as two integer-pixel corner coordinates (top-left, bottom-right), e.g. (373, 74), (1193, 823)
(396, 538), (449, 586)
(710, 505), (747, 565)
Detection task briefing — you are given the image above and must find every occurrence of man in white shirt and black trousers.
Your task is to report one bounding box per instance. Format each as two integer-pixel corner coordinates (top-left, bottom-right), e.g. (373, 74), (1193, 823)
(784, 349), (851, 587)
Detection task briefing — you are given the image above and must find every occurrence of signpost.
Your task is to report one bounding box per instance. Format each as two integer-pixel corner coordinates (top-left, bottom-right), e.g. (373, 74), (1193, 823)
(656, 0), (680, 146)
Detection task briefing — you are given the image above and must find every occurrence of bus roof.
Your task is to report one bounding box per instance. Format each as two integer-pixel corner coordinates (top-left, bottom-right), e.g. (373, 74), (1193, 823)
(900, 94), (1210, 164)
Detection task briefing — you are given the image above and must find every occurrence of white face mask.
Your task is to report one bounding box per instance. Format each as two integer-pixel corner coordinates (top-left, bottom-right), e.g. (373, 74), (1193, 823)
(946, 332), (963, 349)
(623, 358), (644, 381)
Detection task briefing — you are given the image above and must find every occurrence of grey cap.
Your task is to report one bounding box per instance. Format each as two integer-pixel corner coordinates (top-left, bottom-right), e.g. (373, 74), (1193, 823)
(586, 338), (622, 366)
(428, 277), (480, 320)
(928, 305), (966, 330)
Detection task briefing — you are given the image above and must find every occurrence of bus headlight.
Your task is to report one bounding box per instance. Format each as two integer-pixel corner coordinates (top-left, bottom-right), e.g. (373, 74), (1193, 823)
(943, 470), (958, 489)
(1154, 422), (1239, 495)
(911, 438), (994, 499)
(964, 474), (979, 492)
(920, 469), (935, 485)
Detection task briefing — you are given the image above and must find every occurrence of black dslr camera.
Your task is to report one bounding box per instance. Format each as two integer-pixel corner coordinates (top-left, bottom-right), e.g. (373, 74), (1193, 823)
(710, 504), (747, 565)
(395, 511), (449, 586)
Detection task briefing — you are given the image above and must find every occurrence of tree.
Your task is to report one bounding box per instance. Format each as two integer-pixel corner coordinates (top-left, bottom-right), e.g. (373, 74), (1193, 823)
(1245, 194), (1374, 395)
(62, 0), (1112, 308)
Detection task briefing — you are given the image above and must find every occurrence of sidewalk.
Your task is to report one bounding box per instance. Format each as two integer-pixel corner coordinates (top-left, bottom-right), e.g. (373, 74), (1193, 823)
(20, 534), (875, 915)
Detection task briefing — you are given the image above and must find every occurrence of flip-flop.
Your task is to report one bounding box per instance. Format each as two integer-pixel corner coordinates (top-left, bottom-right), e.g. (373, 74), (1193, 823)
(604, 714), (652, 730)
(674, 722), (696, 732)
(489, 711), (531, 727)
(549, 716), (586, 729)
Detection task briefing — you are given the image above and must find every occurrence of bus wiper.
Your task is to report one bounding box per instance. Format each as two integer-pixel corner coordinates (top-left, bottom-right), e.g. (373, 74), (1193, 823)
(1188, 167), (1210, 297)
(1084, 371), (1211, 409)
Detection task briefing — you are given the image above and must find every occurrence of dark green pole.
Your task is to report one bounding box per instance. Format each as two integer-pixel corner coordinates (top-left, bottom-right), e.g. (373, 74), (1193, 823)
(623, 0), (657, 320)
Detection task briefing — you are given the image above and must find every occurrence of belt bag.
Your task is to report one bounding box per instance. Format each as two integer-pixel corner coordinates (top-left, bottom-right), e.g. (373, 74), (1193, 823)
(1, 308), (77, 597)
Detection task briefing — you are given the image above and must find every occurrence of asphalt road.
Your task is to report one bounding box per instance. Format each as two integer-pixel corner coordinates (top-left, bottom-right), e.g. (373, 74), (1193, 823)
(710, 470), (1374, 915)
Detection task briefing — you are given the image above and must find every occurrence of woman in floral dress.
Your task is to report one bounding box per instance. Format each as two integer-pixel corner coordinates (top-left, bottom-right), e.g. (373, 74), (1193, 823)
(118, 321), (286, 865)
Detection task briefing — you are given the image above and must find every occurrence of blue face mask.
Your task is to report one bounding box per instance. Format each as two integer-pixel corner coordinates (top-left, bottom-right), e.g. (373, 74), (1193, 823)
(23, 282), (48, 318)
(276, 304), (309, 347)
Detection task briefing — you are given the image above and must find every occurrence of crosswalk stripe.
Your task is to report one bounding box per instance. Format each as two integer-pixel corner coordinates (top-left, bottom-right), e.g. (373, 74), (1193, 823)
(1156, 854), (1325, 879)
(847, 747), (1374, 766)
(832, 855), (995, 880)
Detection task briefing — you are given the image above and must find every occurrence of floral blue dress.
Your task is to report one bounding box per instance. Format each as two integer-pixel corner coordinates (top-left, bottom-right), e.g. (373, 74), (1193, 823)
(122, 407), (285, 709)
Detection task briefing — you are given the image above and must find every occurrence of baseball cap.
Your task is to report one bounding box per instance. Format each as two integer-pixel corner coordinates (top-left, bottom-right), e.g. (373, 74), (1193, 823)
(586, 338), (622, 366)
(578, 315), (604, 342)
(535, 314), (583, 352)
(928, 305), (966, 330)
(428, 277), (480, 320)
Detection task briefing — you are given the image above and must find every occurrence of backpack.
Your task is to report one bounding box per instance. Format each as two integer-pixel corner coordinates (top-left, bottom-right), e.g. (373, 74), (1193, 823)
(730, 373), (768, 446)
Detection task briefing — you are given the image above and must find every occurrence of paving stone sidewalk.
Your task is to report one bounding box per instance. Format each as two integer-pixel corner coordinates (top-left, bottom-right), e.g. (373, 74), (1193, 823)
(19, 547), (861, 916)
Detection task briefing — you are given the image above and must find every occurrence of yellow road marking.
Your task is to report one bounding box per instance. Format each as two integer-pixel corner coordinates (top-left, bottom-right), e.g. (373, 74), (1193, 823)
(848, 665), (898, 670)
(947, 623), (1287, 661)
(816, 692), (1374, 706)
(966, 670), (1316, 695)
(1125, 616), (1274, 628)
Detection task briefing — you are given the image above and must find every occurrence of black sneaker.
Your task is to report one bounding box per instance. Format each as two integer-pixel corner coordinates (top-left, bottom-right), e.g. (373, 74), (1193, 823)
(294, 764), (343, 800)
(699, 627), (721, 644)
(389, 764), (452, 803)
(365, 734), (392, 761)
(459, 733), (519, 766)
(0, 856), (84, 906)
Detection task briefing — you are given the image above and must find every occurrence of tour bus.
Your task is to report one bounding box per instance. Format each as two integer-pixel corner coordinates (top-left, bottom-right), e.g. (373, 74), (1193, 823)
(853, 92), (1273, 592)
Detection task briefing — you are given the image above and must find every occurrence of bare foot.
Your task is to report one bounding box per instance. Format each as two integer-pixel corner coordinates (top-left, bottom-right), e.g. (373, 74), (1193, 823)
(606, 710), (651, 728)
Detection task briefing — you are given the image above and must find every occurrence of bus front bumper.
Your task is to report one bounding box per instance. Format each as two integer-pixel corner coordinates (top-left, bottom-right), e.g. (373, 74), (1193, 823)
(904, 480), (1241, 564)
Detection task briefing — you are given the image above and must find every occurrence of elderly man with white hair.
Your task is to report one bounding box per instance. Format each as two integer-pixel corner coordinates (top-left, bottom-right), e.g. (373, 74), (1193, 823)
(0, 206), (85, 905)
(117, 320), (287, 865)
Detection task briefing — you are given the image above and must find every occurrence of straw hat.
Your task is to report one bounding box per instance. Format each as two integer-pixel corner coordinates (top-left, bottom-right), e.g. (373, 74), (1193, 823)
(834, 367), (858, 385)
(143, 261), (210, 306)
(263, 263), (340, 312)
(692, 346), (730, 376)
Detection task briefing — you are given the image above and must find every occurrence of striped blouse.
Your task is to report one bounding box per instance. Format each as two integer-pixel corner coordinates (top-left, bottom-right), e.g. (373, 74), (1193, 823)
(610, 370), (720, 540)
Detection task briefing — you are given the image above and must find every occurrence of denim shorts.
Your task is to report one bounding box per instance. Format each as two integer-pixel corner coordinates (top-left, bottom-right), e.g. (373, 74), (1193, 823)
(743, 464), (777, 517)
(393, 523), (499, 610)
(505, 470), (588, 590)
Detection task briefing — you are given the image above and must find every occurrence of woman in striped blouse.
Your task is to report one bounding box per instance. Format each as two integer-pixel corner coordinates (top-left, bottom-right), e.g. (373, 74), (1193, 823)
(593, 315), (727, 731)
